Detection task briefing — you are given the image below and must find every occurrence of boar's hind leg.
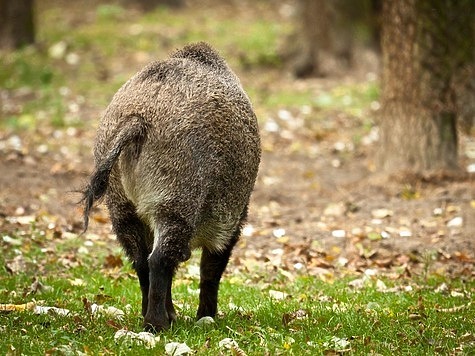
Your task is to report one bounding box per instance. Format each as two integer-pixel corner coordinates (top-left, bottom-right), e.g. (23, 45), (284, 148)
(144, 213), (192, 332)
(108, 199), (151, 317)
(197, 225), (241, 319)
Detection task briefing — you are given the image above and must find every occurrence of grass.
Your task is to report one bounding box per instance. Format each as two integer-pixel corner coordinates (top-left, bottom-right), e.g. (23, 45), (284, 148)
(1, 222), (474, 355)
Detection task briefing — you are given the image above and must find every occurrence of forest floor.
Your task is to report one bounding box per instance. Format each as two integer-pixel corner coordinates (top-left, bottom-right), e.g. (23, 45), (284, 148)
(1, 0), (474, 284)
(1, 83), (473, 283)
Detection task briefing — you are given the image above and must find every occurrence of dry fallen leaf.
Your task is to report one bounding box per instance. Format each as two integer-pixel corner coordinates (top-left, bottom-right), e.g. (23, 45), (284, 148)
(371, 208), (393, 219)
(103, 254), (123, 269)
(2, 235), (22, 246)
(218, 338), (247, 356)
(348, 276), (370, 289)
(6, 215), (36, 225)
(323, 202), (346, 217)
(92, 212), (109, 224)
(90, 303), (125, 320)
(435, 302), (472, 313)
(269, 290), (288, 300)
(459, 332), (475, 343)
(69, 278), (85, 287)
(165, 342), (192, 355)
(34, 305), (70, 316)
(114, 329), (159, 349)
(453, 251), (474, 263)
(323, 336), (351, 352)
(28, 279), (53, 295)
(282, 309), (308, 326)
(0, 302), (36, 313)
(5, 255), (27, 274)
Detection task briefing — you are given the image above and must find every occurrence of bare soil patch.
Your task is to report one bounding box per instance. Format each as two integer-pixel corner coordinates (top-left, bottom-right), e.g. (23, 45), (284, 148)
(1, 113), (473, 279)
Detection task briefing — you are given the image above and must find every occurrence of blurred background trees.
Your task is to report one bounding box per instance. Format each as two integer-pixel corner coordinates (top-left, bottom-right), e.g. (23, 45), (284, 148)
(286, 0), (381, 78)
(132, 0), (183, 11)
(0, 0), (35, 50)
(1, 0), (473, 175)
(0, 0), (184, 51)
(286, 0), (473, 174)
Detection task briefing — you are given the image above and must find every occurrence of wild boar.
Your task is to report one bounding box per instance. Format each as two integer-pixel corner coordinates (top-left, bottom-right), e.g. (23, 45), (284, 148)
(82, 42), (260, 331)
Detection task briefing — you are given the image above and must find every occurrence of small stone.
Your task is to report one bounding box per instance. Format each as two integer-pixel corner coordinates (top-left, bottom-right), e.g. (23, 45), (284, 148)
(333, 141), (346, 151)
(331, 230), (346, 238)
(65, 52), (80, 65)
(242, 224), (254, 237)
(195, 316), (214, 326)
(49, 41), (67, 59)
(399, 229), (412, 238)
(331, 159), (341, 168)
(351, 227), (364, 237)
(218, 338), (240, 350)
(269, 290), (288, 300)
(264, 119), (279, 132)
(273, 228), (286, 238)
(433, 207), (443, 216)
(323, 202), (346, 217)
(277, 109), (292, 121)
(337, 257), (349, 266)
(371, 208), (393, 219)
(447, 217), (463, 228)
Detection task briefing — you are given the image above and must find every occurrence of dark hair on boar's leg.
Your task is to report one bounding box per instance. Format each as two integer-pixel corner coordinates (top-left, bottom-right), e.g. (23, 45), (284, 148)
(82, 42), (261, 332)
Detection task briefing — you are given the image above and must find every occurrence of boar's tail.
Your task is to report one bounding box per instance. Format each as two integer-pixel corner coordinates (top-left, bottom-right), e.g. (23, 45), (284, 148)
(82, 116), (149, 232)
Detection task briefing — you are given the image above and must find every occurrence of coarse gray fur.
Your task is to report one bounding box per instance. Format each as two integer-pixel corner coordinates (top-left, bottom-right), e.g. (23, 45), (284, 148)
(82, 42), (260, 332)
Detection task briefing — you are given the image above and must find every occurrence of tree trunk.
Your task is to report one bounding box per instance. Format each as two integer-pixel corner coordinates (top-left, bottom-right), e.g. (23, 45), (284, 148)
(379, 0), (474, 173)
(291, 0), (330, 78)
(288, 0), (379, 78)
(0, 0), (35, 50)
(132, 0), (184, 12)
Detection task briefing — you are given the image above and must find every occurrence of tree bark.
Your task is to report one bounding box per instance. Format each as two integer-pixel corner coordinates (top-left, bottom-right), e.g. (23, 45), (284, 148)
(288, 0), (380, 78)
(379, 0), (474, 173)
(0, 0), (35, 50)
(289, 0), (330, 78)
(133, 0), (184, 12)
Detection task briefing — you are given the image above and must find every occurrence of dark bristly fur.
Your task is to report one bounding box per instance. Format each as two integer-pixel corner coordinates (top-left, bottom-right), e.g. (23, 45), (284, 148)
(82, 42), (261, 332)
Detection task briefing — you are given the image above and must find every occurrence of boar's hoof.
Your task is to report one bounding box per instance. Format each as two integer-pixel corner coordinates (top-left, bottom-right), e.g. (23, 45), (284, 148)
(143, 316), (170, 333)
